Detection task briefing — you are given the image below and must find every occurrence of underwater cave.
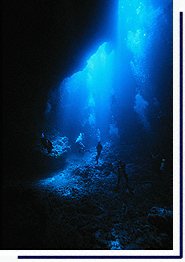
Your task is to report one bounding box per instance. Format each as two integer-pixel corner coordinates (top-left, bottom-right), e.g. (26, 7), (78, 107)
(2, 0), (173, 250)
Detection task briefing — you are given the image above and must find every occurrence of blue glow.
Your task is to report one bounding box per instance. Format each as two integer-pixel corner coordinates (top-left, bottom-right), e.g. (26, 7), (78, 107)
(116, 0), (164, 130)
(58, 42), (115, 143)
(34, 2), (172, 250)
(134, 93), (150, 129)
(46, 0), (169, 149)
(118, 0), (162, 57)
(109, 239), (122, 250)
(35, 148), (117, 199)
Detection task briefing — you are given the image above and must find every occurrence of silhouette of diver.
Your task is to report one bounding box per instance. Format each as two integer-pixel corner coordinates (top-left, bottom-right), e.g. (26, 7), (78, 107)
(75, 133), (85, 153)
(96, 141), (103, 164)
(116, 160), (133, 194)
(40, 133), (53, 154)
(160, 158), (166, 174)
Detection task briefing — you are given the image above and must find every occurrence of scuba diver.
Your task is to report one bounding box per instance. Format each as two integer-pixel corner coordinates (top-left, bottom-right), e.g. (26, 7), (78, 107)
(40, 132), (53, 154)
(96, 141), (103, 164)
(75, 133), (85, 153)
(160, 158), (166, 174)
(116, 160), (133, 194)
(151, 149), (166, 174)
(116, 160), (128, 188)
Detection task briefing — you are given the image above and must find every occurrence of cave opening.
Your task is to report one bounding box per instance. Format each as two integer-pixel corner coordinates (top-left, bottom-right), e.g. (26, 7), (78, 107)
(2, 0), (173, 250)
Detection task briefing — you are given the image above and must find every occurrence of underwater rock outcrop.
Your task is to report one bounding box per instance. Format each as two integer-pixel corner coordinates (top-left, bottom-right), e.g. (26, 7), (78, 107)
(38, 134), (71, 158)
(147, 207), (173, 233)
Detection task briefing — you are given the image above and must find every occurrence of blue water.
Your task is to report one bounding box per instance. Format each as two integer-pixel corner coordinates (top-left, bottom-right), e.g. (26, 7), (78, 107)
(44, 0), (171, 150)
(57, 42), (115, 144)
(34, 1), (172, 251)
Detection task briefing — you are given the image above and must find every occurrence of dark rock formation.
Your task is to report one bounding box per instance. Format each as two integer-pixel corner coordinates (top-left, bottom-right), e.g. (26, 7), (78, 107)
(148, 207), (173, 234)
